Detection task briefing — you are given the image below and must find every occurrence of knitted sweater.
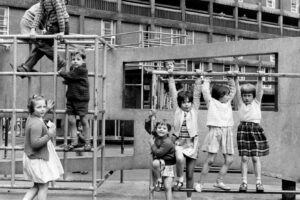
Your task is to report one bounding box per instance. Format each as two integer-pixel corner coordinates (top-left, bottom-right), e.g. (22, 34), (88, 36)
(59, 63), (90, 102)
(24, 115), (51, 161)
(168, 77), (201, 138)
(32, 0), (69, 33)
(145, 120), (176, 165)
(151, 135), (176, 165)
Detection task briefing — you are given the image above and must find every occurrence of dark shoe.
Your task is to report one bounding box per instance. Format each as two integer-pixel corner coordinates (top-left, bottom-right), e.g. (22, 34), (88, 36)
(64, 143), (77, 151)
(83, 143), (92, 151)
(10, 64), (38, 79)
(154, 180), (163, 192)
(173, 180), (184, 191)
(256, 183), (264, 193)
(239, 182), (248, 192)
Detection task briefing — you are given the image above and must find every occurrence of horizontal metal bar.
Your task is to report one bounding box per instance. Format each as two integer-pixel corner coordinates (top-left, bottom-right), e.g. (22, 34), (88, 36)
(0, 177), (95, 183)
(0, 34), (99, 39)
(158, 77), (277, 84)
(0, 185), (94, 191)
(0, 109), (104, 114)
(150, 70), (300, 78)
(0, 72), (104, 77)
(158, 188), (300, 194)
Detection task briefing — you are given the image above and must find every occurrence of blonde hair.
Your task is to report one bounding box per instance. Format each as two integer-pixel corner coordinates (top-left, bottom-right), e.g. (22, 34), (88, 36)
(241, 83), (256, 98)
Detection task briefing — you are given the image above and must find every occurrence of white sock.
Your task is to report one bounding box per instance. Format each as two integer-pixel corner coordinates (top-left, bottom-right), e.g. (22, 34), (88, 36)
(242, 177), (247, 184)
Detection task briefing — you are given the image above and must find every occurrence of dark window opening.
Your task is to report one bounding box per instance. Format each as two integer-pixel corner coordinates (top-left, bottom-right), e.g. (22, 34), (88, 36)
(262, 13), (278, 24)
(186, 0), (209, 12)
(238, 8), (257, 20)
(213, 3), (234, 16)
(283, 16), (298, 27)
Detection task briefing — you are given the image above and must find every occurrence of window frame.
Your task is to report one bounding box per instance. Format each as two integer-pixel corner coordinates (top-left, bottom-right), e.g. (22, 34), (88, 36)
(291, 0), (299, 13)
(266, 0), (275, 9)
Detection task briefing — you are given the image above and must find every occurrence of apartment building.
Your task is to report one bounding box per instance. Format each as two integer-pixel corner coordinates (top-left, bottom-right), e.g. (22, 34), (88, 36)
(0, 0), (299, 139)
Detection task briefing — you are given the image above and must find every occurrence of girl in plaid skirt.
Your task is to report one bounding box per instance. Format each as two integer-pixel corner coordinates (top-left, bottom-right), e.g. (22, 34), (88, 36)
(236, 72), (269, 193)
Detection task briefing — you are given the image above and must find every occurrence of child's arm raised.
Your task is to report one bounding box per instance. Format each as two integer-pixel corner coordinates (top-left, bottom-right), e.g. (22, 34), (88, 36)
(226, 74), (236, 101)
(201, 78), (212, 106)
(168, 68), (178, 109)
(193, 77), (202, 109)
(256, 71), (264, 102)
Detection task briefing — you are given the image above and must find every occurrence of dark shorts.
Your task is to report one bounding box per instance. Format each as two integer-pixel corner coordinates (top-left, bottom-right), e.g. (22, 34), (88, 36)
(66, 100), (88, 116)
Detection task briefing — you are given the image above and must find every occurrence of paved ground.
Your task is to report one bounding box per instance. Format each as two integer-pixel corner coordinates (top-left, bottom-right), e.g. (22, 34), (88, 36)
(0, 170), (299, 200)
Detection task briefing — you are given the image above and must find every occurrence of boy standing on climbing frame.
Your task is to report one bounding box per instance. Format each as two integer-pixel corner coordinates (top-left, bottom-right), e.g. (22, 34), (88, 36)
(59, 48), (91, 151)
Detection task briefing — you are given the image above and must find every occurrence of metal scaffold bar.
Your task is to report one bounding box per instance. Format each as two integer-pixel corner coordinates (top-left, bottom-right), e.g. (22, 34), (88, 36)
(148, 70), (300, 78)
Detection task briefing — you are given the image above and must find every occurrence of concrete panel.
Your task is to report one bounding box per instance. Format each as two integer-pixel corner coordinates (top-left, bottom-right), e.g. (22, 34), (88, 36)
(106, 37), (300, 182)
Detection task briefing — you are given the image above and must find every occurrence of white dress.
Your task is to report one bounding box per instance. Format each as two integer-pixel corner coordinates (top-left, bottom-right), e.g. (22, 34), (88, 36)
(23, 140), (64, 183)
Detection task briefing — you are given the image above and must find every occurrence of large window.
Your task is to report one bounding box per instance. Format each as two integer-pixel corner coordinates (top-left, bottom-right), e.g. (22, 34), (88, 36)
(266, 0), (275, 8)
(291, 0), (299, 13)
(123, 63), (152, 109)
(101, 20), (116, 44)
(0, 7), (8, 35)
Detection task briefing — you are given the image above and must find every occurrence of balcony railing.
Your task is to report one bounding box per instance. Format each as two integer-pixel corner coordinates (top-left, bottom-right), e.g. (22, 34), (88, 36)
(85, 0), (117, 12)
(155, 7), (182, 21)
(186, 11), (210, 25)
(213, 15), (235, 29)
(261, 24), (281, 35)
(122, 2), (151, 17)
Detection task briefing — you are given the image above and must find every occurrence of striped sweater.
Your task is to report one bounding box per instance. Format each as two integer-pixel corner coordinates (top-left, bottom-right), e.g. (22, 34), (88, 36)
(32, 0), (69, 33)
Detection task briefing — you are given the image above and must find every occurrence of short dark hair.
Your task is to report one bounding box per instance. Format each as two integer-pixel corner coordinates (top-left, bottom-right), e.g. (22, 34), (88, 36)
(71, 48), (86, 60)
(155, 119), (172, 132)
(241, 83), (256, 98)
(27, 94), (46, 114)
(177, 90), (193, 107)
(211, 84), (230, 100)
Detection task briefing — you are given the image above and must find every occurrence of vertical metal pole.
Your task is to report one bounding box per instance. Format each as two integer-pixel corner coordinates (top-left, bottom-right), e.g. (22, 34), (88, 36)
(53, 38), (58, 146)
(11, 37), (18, 186)
(93, 37), (100, 199)
(120, 121), (124, 183)
(149, 73), (157, 200)
(101, 43), (107, 181)
(63, 43), (70, 180)
(141, 65), (144, 109)
(28, 43), (32, 96)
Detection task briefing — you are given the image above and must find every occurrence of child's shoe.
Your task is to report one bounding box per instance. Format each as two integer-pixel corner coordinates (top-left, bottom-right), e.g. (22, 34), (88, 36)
(256, 183), (264, 193)
(173, 180), (184, 190)
(154, 180), (163, 192)
(84, 143), (92, 151)
(64, 143), (77, 151)
(194, 182), (203, 192)
(239, 182), (247, 192)
(213, 182), (231, 191)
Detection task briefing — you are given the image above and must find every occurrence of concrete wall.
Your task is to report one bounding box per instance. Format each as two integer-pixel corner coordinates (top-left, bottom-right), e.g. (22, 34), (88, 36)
(104, 37), (300, 182)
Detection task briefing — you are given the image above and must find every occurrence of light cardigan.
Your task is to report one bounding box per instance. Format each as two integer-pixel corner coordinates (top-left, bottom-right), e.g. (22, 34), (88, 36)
(168, 77), (201, 138)
(236, 79), (263, 123)
(202, 78), (236, 127)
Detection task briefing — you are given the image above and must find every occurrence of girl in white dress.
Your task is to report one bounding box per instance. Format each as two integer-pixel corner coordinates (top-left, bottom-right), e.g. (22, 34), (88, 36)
(23, 95), (64, 200)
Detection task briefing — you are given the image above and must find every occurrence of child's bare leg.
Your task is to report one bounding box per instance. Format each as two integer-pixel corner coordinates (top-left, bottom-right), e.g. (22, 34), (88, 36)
(23, 183), (38, 200)
(152, 159), (162, 183)
(164, 176), (173, 200)
(37, 183), (48, 200)
(241, 156), (249, 183)
(216, 154), (233, 183)
(68, 115), (77, 145)
(175, 147), (185, 182)
(252, 156), (262, 183)
(198, 152), (217, 184)
(80, 115), (90, 144)
(185, 157), (196, 198)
